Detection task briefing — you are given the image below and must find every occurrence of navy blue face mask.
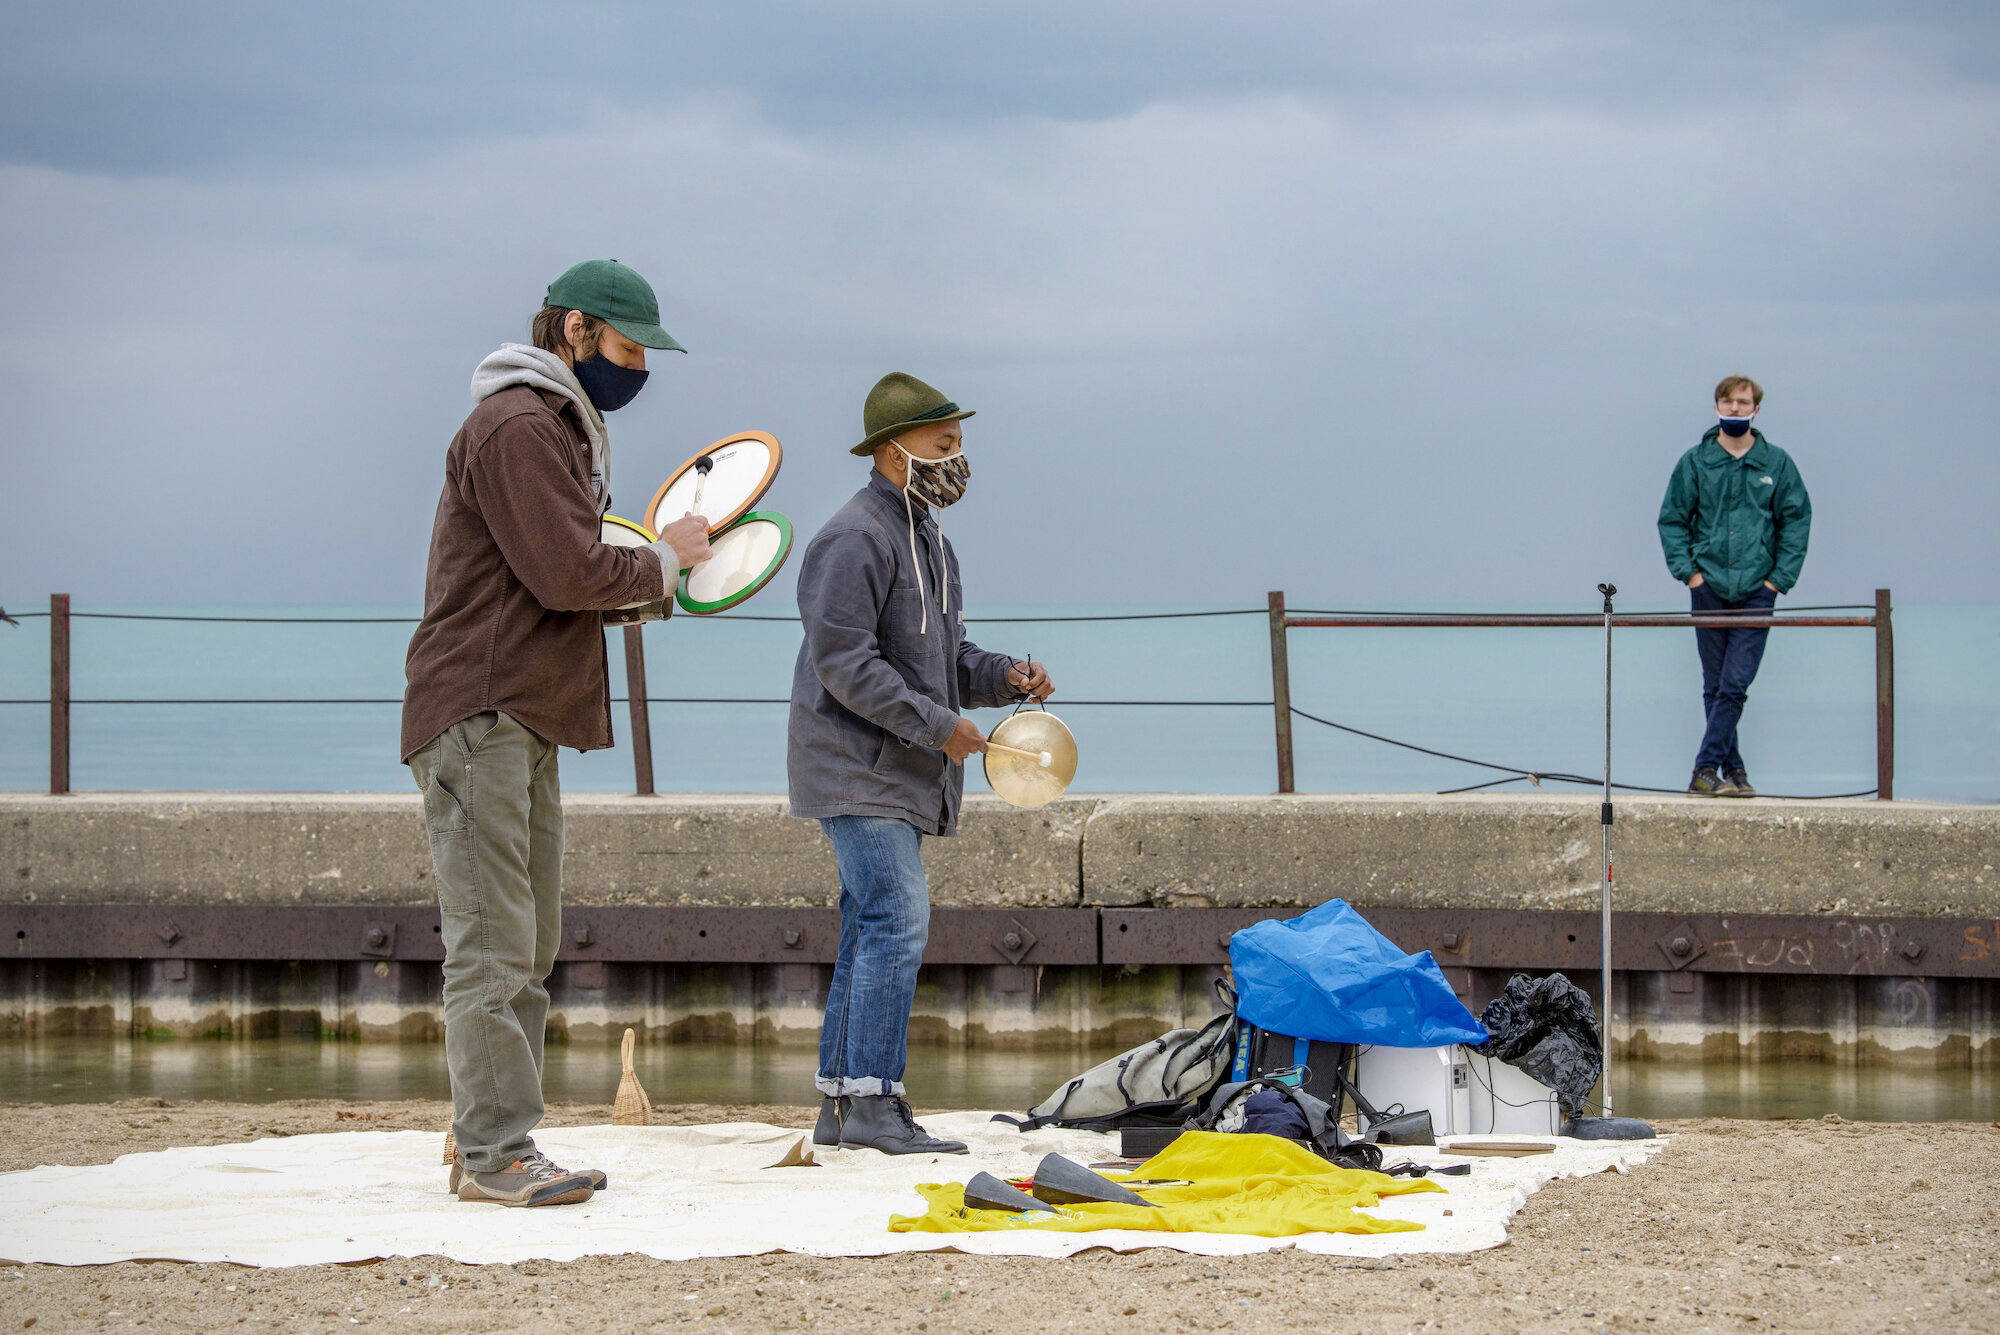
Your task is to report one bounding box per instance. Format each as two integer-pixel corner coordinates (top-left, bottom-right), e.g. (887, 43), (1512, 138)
(574, 353), (649, 413)
(1718, 415), (1754, 438)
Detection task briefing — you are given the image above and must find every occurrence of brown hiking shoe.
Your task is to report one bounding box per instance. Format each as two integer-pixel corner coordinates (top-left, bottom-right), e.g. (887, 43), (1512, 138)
(455, 1152), (596, 1207)
(451, 1150), (606, 1194)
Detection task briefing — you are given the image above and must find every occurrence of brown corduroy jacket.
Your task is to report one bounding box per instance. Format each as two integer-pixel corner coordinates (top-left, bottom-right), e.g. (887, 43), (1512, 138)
(401, 385), (667, 759)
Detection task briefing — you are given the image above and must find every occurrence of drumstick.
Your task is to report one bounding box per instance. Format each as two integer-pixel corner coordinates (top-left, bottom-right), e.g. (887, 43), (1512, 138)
(688, 455), (714, 521)
(986, 741), (1053, 768)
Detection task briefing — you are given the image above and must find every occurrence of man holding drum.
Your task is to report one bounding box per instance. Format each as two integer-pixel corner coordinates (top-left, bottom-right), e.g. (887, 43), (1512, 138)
(790, 372), (1056, 1154)
(402, 259), (710, 1207)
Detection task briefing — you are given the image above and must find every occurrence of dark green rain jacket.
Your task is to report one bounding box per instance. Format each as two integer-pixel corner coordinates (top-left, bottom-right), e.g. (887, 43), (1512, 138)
(1656, 428), (1812, 604)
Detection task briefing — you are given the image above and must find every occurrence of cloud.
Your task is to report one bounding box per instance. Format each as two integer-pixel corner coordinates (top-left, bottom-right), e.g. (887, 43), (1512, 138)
(8, 3), (1996, 172)
(1, 12), (1997, 610)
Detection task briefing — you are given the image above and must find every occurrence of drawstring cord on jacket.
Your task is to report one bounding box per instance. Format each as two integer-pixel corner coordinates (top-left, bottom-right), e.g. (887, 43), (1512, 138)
(897, 480), (943, 635)
(894, 442), (955, 634)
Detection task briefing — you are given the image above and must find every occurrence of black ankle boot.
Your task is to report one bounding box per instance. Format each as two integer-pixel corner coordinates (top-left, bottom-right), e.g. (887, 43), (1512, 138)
(811, 1095), (848, 1147)
(837, 1095), (968, 1155)
(1688, 766), (1725, 796)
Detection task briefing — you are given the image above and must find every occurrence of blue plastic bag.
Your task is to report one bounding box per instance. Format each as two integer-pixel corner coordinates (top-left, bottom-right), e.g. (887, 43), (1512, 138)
(1229, 900), (1488, 1048)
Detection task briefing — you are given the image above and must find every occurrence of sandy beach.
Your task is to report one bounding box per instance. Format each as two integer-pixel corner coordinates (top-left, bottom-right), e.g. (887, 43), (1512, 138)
(0, 1099), (1994, 1334)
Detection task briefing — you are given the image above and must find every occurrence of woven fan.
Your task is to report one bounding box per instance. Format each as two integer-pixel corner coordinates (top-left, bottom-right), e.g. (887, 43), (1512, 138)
(441, 1021), (458, 1165)
(614, 1027), (653, 1126)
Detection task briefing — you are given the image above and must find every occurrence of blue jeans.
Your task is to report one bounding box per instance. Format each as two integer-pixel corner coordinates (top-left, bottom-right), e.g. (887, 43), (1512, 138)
(815, 815), (930, 1097)
(1691, 581), (1778, 772)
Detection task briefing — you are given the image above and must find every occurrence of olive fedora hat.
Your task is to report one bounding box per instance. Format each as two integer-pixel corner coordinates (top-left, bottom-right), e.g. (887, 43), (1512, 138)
(850, 372), (975, 456)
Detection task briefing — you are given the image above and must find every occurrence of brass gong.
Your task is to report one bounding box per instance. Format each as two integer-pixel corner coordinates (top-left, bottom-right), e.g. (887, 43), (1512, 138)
(982, 710), (1078, 809)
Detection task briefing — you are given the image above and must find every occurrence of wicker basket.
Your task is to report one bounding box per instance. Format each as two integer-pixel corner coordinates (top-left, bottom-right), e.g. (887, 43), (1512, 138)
(441, 1022), (456, 1164)
(614, 1027), (654, 1126)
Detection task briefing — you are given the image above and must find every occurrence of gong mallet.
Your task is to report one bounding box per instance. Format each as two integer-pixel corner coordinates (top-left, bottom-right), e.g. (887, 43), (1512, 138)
(985, 741), (1055, 768)
(687, 454), (714, 520)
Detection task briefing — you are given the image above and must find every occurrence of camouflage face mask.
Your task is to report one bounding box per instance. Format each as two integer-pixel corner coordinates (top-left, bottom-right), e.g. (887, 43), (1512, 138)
(900, 446), (970, 509)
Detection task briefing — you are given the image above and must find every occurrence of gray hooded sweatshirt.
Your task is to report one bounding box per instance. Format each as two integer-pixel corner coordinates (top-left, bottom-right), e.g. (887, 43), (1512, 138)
(468, 342), (681, 578)
(472, 344), (611, 509)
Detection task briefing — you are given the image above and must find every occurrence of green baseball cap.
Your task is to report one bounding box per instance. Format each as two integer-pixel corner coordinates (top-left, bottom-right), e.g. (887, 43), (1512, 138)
(544, 259), (686, 353)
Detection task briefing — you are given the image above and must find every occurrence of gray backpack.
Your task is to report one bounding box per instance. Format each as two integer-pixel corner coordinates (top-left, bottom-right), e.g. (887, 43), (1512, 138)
(994, 1004), (1236, 1132)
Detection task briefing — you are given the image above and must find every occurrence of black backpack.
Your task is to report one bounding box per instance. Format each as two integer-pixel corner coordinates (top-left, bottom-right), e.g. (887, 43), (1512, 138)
(1186, 1076), (1385, 1173)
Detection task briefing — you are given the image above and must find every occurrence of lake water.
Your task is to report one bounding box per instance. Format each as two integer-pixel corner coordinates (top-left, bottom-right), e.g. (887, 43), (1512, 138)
(1, 1039), (1992, 1122)
(1, 601), (1994, 800)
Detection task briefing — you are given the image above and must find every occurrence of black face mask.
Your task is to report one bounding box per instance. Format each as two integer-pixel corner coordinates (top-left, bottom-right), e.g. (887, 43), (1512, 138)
(1718, 415), (1754, 438)
(574, 353), (649, 413)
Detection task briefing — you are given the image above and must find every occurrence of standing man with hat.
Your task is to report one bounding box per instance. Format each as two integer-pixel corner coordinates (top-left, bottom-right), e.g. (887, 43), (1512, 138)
(403, 260), (711, 1206)
(790, 372), (1056, 1154)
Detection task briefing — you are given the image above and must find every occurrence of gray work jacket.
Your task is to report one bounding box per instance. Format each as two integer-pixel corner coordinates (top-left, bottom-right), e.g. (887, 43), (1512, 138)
(787, 470), (1021, 835)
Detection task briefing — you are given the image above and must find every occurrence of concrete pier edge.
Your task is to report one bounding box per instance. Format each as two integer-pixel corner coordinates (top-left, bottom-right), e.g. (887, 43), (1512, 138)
(3, 793), (1995, 1063)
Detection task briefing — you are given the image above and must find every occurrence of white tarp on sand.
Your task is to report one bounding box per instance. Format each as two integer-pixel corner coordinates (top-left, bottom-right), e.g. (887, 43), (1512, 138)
(0, 1114), (1665, 1268)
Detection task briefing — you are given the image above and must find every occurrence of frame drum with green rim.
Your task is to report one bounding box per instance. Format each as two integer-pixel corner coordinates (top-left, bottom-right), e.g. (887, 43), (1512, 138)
(675, 510), (794, 615)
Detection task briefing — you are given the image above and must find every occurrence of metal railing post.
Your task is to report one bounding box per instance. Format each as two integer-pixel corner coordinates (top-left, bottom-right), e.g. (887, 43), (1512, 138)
(1875, 588), (1894, 801)
(1268, 590), (1294, 794)
(622, 624), (656, 796)
(50, 593), (70, 796)
(1597, 582), (1617, 1113)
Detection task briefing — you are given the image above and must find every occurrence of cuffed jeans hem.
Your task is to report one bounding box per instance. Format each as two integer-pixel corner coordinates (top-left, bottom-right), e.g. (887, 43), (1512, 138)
(815, 1075), (906, 1097)
(467, 1137), (540, 1174)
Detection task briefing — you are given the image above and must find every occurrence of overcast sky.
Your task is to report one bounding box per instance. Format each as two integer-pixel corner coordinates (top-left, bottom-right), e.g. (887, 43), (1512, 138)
(2, 2), (1995, 610)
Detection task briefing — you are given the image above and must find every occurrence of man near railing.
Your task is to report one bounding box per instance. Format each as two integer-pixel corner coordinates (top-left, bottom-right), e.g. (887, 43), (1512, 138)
(401, 260), (711, 1207)
(1656, 375), (1813, 798)
(789, 372), (1055, 1154)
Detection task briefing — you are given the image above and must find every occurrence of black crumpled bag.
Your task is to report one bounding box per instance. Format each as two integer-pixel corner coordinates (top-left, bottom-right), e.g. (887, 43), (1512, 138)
(1471, 972), (1602, 1117)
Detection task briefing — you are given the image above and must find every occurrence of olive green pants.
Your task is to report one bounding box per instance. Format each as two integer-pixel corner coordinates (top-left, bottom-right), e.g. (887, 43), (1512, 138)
(410, 711), (563, 1172)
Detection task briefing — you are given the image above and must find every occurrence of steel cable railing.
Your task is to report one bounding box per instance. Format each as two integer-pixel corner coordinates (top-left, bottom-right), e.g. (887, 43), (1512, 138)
(2, 591), (1894, 799)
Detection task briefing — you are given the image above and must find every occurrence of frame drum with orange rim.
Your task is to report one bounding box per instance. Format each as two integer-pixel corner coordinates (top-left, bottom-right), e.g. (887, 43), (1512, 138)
(644, 431), (782, 537)
(676, 511), (794, 615)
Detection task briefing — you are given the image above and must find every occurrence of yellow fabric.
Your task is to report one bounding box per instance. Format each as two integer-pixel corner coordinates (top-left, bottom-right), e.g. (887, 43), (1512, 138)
(888, 1132), (1442, 1237)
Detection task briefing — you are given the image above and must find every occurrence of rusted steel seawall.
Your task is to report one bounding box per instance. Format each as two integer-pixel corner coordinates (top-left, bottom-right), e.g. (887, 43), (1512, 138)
(3, 793), (1995, 1062)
